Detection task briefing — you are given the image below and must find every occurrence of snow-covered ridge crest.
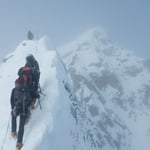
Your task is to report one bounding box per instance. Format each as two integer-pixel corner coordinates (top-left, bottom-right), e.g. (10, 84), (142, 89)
(0, 37), (76, 150)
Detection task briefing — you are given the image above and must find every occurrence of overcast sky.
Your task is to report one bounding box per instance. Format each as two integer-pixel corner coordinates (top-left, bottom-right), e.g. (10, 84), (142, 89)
(0, 0), (149, 60)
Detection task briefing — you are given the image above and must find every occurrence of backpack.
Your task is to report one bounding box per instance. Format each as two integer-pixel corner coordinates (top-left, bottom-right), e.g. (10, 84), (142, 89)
(18, 66), (33, 89)
(12, 85), (32, 116)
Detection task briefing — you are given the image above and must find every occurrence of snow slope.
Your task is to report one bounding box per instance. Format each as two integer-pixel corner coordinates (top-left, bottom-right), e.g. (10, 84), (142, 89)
(59, 28), (150, 150)
(0, 37), (76, 150)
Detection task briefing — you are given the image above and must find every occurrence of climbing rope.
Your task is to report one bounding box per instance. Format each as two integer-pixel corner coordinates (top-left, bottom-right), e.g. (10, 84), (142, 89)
(1, 114), (11, 150)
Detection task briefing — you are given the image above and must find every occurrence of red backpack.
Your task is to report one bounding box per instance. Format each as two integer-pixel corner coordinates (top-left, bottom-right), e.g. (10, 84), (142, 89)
(18, 66), (33, 88)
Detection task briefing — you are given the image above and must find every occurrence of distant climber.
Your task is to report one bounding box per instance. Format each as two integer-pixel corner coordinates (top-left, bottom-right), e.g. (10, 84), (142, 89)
(11, 79), (32, 149)
(25, 54), (40, 83)
(27, 30), (34, 40)
(18, 54), (40, 109)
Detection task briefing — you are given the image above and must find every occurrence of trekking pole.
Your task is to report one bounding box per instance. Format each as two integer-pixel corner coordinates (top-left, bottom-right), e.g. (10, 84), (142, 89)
(38, 84), (46, 96)
(39, 91), (46, 97)
(37, 98), (42, 110)
(1, 114), (11, 150)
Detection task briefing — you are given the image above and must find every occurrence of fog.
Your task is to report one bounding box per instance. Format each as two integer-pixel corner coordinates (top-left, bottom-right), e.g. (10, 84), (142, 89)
(0, 0), (149, 60)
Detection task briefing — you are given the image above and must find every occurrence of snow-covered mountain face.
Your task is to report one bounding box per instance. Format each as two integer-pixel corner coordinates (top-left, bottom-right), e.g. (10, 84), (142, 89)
(59, 28), (150, 150)
(0, 37), (78, 150)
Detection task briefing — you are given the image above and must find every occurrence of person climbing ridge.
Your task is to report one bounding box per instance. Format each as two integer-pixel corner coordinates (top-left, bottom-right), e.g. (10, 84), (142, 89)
(18, 54), (40, 109)
(10, 54), (41, 149)
(10, 79), (32, 150)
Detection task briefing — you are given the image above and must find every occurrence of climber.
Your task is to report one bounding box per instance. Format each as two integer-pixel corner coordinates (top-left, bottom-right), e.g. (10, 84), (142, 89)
(18, 54), (40, 109)
(11, 79), (32, 149)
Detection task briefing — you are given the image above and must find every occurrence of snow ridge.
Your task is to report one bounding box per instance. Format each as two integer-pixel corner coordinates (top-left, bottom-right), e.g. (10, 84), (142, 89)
(0, 38), (76, 150)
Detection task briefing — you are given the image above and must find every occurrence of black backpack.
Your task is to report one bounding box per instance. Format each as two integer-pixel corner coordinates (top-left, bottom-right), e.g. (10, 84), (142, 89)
(13, 85), (32, 115)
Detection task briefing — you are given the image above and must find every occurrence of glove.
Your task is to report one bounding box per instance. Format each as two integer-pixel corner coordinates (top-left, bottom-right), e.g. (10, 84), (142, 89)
(11, 106), (19, 117)
(11, 107), (16, 117)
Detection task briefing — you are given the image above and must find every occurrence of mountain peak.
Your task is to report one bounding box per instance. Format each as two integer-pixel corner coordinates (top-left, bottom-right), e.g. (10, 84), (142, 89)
(60, 27), (113, 54)
(82, 27), (107, 37)
(77, 27), (109, 42)
(58, 27), (150, 150)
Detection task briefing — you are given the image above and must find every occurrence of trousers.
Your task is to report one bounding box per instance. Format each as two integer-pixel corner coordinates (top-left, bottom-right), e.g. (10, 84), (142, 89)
(11, 114), (27, 143)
